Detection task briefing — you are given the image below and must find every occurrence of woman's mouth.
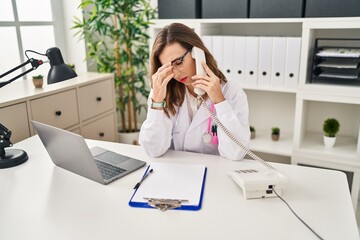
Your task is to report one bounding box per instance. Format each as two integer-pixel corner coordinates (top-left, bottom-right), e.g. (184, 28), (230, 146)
(179, 76), (187, 83)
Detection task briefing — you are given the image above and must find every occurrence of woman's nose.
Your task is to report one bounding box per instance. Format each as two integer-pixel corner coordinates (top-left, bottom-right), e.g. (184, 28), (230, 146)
(172, 67), (181, 78)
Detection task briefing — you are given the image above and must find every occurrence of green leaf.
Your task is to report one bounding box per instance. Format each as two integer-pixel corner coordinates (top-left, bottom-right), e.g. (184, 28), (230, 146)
(73, 0), (157, 132)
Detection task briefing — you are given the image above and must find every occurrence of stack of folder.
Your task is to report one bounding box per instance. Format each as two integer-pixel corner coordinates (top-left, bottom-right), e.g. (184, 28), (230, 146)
(202, 35), (302, 90)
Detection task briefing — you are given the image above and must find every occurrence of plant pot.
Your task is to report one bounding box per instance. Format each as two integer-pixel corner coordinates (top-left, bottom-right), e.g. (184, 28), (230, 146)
(323, 136), (336, 149)
(250, 131), (256, 139)
(118, 131), (140, 145)
(271, 134), (280, 141)
(32, 78), (43, 88)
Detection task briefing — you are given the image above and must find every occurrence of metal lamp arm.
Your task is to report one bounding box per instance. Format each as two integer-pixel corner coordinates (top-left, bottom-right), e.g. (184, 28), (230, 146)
(0, 58), (43, 88)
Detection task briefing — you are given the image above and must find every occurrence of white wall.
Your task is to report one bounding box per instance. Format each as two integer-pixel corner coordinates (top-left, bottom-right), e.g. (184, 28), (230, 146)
(61, 0), (87, 74)
(151, 0), (158, 8)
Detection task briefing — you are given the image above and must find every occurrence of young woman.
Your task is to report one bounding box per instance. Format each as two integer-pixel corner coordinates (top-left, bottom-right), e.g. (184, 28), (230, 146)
(139, 23), (250, 160)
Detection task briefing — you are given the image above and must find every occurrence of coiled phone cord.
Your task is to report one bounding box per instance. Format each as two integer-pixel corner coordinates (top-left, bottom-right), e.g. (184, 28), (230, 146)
(200, 97), (324, 240)
(199, 98), (276, 170)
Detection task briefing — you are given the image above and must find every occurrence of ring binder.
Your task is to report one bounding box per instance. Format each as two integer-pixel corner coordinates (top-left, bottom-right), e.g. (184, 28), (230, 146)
(144, 198), (189, 211)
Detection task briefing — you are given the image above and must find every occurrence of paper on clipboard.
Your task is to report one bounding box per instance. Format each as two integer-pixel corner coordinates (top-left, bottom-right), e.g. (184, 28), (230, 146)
(129, 162), (207, 211)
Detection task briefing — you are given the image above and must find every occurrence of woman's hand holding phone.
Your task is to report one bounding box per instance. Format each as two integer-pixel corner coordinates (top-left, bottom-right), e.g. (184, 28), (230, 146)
(151, 62), (174, 102)
(192, 62), (225, 104)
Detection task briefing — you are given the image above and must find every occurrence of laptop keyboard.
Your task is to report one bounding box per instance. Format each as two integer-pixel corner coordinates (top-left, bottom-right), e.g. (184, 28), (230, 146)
(95, 160), (126, 180)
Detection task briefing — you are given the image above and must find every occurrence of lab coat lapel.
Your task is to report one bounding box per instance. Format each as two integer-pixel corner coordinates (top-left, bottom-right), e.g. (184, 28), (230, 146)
(174, 103), (191, 133)
(171, 99), (191, 151)
(187, 98), (212, 132)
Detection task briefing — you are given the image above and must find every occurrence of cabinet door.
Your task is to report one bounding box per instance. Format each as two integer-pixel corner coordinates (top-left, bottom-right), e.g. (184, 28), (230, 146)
(30, 89), (79, 129)
(81, 113), (117, 142)
(0, 103), (30, 143)
(78, 79), (115, 121)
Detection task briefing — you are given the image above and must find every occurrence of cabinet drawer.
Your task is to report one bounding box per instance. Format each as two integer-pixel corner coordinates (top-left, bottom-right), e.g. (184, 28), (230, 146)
(0, 102), (30, 143)
(78, 79), (115, 121)
(30, 89), (79, 129)
(82, 113), (117, 142)
(70, 128), (81, 135)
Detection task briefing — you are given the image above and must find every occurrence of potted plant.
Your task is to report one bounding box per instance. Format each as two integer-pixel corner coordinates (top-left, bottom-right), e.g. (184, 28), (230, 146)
(73, 0), (157, 144)
(32, 75), (44, 88)
(323, 118), (340, 148)
(67, 63), (75, 71)
(250, 126), (256, 139)
(271, 127), (280, 141)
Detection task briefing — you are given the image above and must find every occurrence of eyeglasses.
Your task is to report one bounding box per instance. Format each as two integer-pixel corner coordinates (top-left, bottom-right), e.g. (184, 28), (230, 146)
(171, 49), (191, 68)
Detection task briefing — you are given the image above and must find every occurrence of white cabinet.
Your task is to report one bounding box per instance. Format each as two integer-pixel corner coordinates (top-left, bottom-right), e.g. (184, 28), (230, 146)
(30, 89), (79, 129)
(0, 103), (30, 143)
(150, 18), (360, 209)
(292, 19), (360, 210)
(78, 78), (115, 121)
(0, 72), (118, 143)
(82, 112), (117, 142)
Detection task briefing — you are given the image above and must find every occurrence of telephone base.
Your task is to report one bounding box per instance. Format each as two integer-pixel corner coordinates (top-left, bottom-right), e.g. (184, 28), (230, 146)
(228, 169), (288, 199)
(241, 187), (284, 199)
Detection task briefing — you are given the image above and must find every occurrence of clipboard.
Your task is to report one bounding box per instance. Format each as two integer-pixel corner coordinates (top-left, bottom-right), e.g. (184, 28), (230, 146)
(129, 162), (207, 211)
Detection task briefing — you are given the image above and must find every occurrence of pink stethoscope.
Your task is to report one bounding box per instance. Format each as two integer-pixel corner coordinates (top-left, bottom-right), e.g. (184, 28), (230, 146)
(172, 103), (218, 145)
(202, 104), (218, 145)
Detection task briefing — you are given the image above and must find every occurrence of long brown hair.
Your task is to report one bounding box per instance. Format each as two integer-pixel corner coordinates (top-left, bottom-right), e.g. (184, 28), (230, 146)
(150, 23), (226, 116)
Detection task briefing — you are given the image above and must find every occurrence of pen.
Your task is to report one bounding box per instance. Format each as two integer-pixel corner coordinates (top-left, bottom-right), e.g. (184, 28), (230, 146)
(134, 168), (153, 189)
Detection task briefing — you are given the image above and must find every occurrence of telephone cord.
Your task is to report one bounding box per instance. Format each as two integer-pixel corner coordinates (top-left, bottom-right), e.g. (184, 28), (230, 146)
(199, 98), (276, 170)
(273, 188), (324, 240)
(200, 97), (324, 240)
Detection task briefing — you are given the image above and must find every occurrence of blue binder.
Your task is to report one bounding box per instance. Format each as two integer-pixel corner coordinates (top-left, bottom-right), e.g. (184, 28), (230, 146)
(129, 163), (207, 211)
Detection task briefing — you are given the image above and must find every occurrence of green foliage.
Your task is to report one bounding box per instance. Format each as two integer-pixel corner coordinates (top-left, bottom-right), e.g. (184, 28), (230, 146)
(32, 75), (44, 79)
(271, 127), (280, 135)
(250, 126), (255, 132)
(67, 63), (75, 70)
(323, 118), (340, 137)
(73, 0), (157, 132)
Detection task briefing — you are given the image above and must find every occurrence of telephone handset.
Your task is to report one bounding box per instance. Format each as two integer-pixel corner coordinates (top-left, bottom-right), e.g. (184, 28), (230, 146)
(191, 46), (287, 199)
(191, 47), (206, 96)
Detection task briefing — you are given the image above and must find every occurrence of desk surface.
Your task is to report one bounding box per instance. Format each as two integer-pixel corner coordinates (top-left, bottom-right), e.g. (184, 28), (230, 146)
(0, 136), (358, 240)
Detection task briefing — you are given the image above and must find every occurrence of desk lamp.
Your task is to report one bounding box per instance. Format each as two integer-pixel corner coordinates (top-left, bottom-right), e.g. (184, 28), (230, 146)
(0, 47), (77, 168)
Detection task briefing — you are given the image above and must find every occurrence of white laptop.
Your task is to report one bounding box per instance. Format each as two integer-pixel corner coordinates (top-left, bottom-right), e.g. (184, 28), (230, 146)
(32, 121), (146, 185)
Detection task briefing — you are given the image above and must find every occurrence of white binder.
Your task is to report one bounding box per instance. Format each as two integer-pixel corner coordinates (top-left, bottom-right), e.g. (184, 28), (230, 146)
(222, 36), (235, 81)
(245, 36), (259, 87)
(202, 36), (212, 53)
(271, 37), (287, 88)
(234, 36), (246, 86)
(285, 37), (301, 90)
(258, 37), (273, 87)
(212, 36), (223, 72)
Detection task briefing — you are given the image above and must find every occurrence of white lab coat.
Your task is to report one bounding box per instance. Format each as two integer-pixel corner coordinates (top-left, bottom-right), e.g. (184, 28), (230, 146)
(139, 79), (250, 160)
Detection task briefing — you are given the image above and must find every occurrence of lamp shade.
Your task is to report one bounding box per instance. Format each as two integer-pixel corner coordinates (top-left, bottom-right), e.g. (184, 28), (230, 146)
(46, 47), (77, 84)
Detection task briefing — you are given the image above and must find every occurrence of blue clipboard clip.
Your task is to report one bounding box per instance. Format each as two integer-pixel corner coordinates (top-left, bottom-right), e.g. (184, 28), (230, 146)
(144, 198), (189, 212)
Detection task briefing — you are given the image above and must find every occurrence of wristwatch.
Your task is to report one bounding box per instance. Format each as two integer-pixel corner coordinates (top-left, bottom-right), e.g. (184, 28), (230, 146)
(151, 99), (166, 108)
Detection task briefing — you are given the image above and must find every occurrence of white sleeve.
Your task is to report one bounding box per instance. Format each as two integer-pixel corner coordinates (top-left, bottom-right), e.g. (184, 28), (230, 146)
(139, 99), (173, 158)
(215, 82), (250, 160)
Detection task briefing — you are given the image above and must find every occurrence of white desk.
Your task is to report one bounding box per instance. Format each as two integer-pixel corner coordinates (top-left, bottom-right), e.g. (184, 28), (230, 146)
(0, 136), (358, 240)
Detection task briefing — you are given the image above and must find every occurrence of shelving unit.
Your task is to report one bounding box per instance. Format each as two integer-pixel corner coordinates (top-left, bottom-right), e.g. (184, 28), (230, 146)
(293, 19), (360, 210)
(150, 17), (360, 210)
